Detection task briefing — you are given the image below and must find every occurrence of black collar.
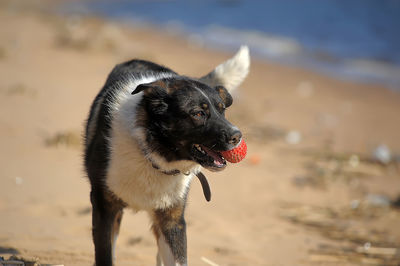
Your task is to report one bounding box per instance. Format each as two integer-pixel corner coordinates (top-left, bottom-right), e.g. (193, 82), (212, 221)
(150, 161), (211, 202)
(151, 162), (183, 176)
(138, 142), (212, 202)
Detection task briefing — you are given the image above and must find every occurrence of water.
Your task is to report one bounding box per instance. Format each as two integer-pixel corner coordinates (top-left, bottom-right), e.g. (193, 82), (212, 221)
(65, 0), (400, 89)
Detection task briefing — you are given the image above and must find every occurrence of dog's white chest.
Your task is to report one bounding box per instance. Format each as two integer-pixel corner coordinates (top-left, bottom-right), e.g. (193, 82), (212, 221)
(106, 125), (195, 211)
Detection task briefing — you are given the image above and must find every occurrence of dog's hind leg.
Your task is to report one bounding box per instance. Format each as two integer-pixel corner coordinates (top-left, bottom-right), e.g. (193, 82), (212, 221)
(91, 189), (124, 266)
(151, 204), (187, 266)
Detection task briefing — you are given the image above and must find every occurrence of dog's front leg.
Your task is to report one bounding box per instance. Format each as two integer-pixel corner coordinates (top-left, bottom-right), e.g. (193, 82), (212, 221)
(151, 204), (187, 266)
(91, 189), (124, 266)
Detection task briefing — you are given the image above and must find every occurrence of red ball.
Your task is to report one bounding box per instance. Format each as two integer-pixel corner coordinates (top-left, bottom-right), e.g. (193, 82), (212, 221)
(221, 139), (247, 163)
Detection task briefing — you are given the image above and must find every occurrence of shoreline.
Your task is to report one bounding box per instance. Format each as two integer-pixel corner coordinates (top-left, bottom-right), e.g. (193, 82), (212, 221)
(64, 1), (400, 91)
(10, 0), (400, 92)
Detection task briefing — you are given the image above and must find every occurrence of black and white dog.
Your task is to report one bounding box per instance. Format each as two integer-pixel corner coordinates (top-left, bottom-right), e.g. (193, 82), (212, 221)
(84, 46), (250, 266)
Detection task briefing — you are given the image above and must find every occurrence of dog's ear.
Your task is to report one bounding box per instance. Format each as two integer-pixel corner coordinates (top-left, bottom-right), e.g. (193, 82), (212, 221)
(215, 85), (233, 108)
(132, 83), (159, 95)
(199, 45), (250, 93)
(132, 82), (168, 115)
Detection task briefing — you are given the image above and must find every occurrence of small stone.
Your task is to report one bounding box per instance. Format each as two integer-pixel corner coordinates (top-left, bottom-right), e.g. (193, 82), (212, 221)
(373, 144), (391, 164)
(285, 130), (301, 145)
(365, 194), (390, 207)
(350, 199), (360, 209)
(15, 176), (23, 185)
(348, 154), (360, 168)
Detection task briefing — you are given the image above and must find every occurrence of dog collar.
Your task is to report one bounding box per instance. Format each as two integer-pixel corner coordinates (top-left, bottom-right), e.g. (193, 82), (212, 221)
(151, 162), (185, 176)
(138, 143), (212, 202)
(150, 161), (211, 202)
(137, 140), (190, 176)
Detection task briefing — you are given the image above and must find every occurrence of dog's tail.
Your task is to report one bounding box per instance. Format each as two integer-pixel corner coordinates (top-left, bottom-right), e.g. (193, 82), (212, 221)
(199, 45), (250, 93)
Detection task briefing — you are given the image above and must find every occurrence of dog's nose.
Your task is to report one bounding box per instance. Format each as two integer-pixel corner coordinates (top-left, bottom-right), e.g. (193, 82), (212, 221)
(228, 130), (242, 146)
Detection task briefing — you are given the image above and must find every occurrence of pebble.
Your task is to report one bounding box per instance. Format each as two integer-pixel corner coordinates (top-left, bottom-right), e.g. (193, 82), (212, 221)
(348, 154), (360, 168)
(286, 130), (302, 145)
(15, 176), (23, 185)
(373, 144), (391, 164)
(350, 199), (360, 209)
(365, 194), (391, 207)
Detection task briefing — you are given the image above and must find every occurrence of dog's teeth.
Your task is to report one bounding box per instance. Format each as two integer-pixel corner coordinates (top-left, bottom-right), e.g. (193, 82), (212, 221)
(195, 145), (202, 152)
(194, 144), (207, 155)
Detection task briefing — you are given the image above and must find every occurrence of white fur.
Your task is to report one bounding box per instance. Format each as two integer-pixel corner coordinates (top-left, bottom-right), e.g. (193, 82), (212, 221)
(157, 234), (186, 266)
(112, 233), (118, 261)
(199, 45), (250, 92)
(157, 252), (162, 266)
(106, 73), (200, 211)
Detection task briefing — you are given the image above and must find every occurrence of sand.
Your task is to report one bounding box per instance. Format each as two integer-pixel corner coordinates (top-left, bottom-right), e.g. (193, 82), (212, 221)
(1, 1), (400, 265)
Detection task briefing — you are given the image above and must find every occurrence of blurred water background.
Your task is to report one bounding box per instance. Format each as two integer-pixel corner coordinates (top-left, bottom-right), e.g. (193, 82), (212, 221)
(65, 0), (400, 89)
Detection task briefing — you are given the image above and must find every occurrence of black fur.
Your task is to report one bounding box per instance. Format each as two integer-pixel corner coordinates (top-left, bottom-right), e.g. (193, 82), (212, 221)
(84, 59), (242, 266)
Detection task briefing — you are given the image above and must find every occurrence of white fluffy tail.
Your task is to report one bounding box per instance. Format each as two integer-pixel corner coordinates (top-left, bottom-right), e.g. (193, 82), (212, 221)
(199, 45), (250, 92)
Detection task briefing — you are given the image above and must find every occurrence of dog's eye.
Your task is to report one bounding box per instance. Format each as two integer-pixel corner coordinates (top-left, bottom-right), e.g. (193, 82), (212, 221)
(192, 110), (205, 118)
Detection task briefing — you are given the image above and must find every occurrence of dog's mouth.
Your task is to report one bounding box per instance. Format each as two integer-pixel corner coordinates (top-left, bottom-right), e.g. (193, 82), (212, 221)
(191, 144), (227, 171)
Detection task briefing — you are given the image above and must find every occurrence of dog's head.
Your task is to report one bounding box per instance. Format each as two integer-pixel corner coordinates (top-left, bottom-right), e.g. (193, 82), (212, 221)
(132, 78), (242, 171)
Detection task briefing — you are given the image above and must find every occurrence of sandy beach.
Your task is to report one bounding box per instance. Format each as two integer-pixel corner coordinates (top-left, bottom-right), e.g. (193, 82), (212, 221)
(1, 1), (400, 265)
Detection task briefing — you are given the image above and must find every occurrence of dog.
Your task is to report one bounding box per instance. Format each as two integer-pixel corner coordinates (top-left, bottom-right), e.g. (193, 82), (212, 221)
(84, 46), (250, 266)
